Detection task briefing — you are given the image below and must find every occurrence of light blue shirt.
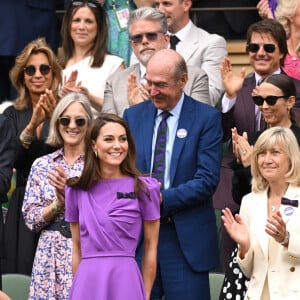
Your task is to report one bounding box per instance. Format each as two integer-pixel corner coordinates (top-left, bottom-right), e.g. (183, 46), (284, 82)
(151, 93), (184, 189)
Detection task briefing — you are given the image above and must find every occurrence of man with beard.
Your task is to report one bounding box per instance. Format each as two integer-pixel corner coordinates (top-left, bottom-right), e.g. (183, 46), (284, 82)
(103, 6), (211, 117)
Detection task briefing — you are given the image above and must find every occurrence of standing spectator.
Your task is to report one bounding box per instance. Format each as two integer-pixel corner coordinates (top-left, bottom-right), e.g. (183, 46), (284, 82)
(214, 18), (300, 271)
(2, 38), (62, 275)
(23, 93), (93, 299)
(154, 0), (227, 106)
(222, 126), (300, 299)
(0, 0), (58, 104)
(103, 0), (154, 67)
(60, 0), (124, 115)
(124, 49), (222, 299)
(103, 7), (210, 117)
(220, 73), (300, 299)
(65, 114), (160, 300)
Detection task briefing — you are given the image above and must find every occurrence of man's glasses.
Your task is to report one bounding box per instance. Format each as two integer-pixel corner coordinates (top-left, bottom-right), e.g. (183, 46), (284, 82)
(58, 117), (88, 127)
(130, 32), (165, 44)
(246, 43), (277, 53)
(71, 0), (100, 8)
(24, 64), (51, 76)
(252, 95), (287, 106)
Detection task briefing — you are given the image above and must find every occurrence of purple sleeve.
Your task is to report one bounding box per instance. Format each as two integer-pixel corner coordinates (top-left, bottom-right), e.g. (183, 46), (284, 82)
(269, 0), (278, 17)
(65, 186), (79, 222)
(138, 177), (161, 221)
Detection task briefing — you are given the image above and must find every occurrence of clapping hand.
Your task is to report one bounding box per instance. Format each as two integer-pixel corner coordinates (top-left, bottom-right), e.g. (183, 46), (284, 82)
(222, 208), (250, 257)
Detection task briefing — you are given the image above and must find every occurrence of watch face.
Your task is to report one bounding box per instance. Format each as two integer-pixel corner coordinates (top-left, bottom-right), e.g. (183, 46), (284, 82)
(280, 231), (289, 245)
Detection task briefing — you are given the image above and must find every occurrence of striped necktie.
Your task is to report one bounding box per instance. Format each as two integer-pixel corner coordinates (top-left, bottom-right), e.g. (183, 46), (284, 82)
(152, 111), (171, 189)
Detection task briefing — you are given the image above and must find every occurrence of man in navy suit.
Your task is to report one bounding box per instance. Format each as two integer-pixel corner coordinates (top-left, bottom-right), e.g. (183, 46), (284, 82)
(123, 49), (223, 299)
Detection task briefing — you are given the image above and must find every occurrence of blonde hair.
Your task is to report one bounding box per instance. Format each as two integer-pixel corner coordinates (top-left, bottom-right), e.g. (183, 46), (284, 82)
(275, 0), (299, 38)
(251, 126), (300, 192)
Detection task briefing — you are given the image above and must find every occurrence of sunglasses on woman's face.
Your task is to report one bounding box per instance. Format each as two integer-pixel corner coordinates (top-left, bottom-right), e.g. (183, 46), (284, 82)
(59, 116), (88, 127)
(24, 64), (51, 76)
(246, 43), (277, 53)
(252, 95), (287, 106)
(71, 0), (100, 8)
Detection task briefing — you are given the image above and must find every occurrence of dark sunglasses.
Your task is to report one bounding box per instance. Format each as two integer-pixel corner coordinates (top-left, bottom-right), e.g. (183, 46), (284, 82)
(246, 43), (277, 53)
(59, 117), (88, 127)
(71, 0), (100, 8)
(130, 32), (165, 44)
(24, 64), (51, 76)
(252, 95), (287, 106)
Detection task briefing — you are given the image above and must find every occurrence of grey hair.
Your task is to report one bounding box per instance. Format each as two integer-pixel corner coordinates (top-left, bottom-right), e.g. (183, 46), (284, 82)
(128, 7), (168, 34)
(46, 92), (93, 147)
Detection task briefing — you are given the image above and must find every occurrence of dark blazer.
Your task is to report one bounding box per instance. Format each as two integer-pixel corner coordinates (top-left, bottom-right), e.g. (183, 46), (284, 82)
(123, 94), (223, 271)
(213, 72), (300, 210)
(0, 0), (58, 55)
(0, 114), (13, 203)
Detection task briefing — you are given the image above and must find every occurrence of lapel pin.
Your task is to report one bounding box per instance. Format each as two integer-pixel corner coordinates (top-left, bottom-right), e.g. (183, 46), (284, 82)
(177, 128), (187, 138)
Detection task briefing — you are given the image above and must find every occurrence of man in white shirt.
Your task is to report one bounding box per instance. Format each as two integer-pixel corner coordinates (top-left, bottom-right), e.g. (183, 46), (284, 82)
(154, 0), (227, 106)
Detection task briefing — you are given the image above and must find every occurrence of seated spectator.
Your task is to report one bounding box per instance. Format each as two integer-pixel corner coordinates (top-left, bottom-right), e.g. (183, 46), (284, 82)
(103, 7), (210, 117)
(60, 0), (124, 115)
(154, 0), (227, 106)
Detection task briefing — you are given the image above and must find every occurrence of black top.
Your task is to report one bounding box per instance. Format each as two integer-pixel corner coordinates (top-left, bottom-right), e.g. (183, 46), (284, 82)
(0, 114), (14, 203)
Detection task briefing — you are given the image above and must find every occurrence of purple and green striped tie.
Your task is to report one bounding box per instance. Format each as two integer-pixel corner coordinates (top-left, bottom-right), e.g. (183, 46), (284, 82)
(152, 111), (171, 189)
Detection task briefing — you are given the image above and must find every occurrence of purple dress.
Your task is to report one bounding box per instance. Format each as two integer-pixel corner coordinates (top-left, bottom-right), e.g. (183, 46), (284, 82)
(65, 176), (160, 300)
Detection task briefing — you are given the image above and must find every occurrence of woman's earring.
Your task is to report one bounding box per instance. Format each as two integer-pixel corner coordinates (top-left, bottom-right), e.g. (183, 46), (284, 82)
(94, 151), (98, 158)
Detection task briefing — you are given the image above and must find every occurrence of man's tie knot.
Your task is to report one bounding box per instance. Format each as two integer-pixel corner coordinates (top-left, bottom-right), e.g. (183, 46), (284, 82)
(170, 35), (180, 50)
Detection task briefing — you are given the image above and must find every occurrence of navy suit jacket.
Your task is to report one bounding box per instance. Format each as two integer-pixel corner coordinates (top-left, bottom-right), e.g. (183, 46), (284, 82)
(0, 0), (57, 55)
(123, 94), (223, 271)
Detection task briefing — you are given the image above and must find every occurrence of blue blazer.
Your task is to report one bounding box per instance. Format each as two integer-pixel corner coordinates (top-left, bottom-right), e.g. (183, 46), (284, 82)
(123, 94), (223, 271)
(0, 0), (57, 55)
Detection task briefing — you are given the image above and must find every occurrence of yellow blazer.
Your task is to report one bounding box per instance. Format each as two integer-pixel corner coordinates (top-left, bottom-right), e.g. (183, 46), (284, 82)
(238, 185), (300, 300)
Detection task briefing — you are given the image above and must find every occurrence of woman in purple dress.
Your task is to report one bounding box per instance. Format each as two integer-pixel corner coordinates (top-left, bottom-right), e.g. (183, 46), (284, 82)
(65, 114), (160, 300)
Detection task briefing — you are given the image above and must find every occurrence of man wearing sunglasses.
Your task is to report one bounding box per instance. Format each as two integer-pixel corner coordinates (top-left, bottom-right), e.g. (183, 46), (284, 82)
(103, 7), (211, 117)
(214, 18), (300, 272)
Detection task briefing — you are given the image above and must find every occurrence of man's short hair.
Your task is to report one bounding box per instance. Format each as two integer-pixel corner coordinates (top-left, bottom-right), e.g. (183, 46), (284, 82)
(128, 7), (168, 34)
(246, 19), (288, 66)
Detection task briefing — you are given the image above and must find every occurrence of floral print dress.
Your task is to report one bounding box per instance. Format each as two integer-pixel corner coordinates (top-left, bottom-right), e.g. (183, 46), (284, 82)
(23, 148), (84, 300)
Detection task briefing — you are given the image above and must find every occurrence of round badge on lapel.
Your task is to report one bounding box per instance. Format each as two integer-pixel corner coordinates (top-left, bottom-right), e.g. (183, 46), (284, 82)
(177, 128), (187, 138)
(283, 206), (294, 216)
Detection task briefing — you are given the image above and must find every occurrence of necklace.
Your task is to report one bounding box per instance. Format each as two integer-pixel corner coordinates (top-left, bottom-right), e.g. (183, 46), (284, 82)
(271, 205), (276, 212)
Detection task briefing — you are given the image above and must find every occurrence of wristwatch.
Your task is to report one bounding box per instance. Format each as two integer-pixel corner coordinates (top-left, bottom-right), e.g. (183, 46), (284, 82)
(280, 231), (290, 246)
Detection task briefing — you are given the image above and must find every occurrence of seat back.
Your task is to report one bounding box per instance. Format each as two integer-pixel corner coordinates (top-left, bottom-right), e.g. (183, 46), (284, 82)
(2, 274), (31, 300)
(209, 272), (225, 300)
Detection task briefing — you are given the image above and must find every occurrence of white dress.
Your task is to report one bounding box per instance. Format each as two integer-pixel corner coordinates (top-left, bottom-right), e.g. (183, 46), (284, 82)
(62, 54), (123, 116)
